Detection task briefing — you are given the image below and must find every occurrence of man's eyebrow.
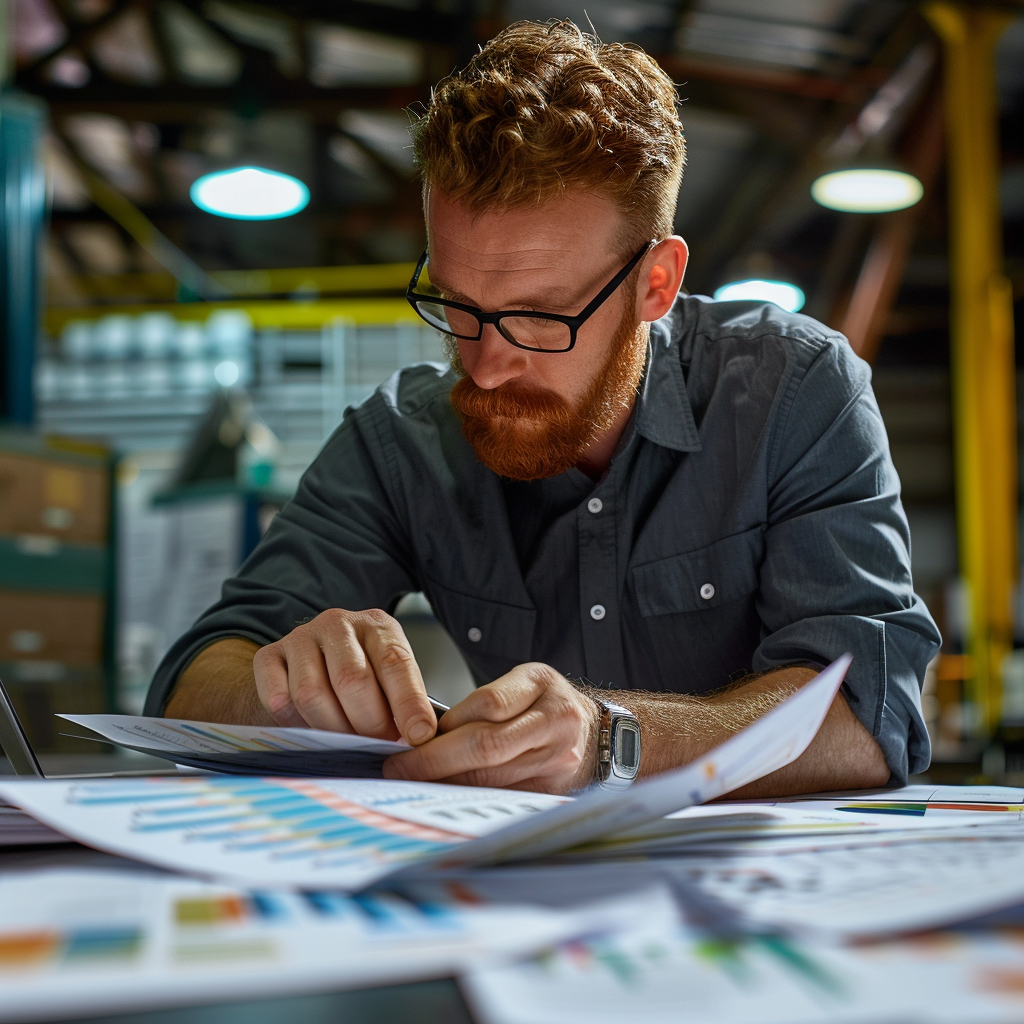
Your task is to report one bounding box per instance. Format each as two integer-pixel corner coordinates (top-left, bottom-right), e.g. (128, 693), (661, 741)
(424, 272), (583, 311)
(425, 274), (475, 304)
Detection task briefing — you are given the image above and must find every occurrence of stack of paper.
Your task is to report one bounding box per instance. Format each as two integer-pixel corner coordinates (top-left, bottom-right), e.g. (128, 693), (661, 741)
(6, 654), (1024, 1022)
(0, 799), (68, 847)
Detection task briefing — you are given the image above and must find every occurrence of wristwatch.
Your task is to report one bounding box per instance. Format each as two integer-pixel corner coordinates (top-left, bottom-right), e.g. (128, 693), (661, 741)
(593, 699), (641, 790)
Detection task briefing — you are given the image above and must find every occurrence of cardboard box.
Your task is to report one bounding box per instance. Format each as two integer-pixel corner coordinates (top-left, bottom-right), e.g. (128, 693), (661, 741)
(0, 448), (110, 545)
(0, 589), (105, 665)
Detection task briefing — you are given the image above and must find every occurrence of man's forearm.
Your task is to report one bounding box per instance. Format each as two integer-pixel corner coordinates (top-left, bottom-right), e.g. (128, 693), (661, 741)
(163, 638), (274, 725)
(599, 665), (890, 797)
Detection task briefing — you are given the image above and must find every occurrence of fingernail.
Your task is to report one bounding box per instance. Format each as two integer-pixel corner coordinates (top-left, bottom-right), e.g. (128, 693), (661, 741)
(407, 721), (433, 745)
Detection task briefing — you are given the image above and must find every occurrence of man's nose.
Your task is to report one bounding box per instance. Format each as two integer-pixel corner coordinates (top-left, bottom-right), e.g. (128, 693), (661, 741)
(463, 323), (528, 390)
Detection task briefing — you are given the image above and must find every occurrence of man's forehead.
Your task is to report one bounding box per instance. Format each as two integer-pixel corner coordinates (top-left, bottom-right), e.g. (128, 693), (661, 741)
(428, 236), (577, 275)
(425, 189), (620, 275)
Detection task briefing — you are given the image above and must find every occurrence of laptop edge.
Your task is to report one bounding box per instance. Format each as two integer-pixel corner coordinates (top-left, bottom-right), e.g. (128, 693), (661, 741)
(0, 676), (178, 779)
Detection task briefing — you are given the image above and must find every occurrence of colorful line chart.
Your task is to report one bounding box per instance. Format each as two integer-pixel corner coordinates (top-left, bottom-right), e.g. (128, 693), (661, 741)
(0, 776), (565, 889)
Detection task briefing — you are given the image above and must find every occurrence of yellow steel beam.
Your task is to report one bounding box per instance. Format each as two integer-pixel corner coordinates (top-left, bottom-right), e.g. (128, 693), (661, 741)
(211, 263), (417, 297)
(924, 3), (1018, 734)
(44, 297), (420, 335)
(48, 262), (419, 307)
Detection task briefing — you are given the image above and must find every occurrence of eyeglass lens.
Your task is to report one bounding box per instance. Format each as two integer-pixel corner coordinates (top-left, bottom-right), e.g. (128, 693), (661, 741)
(413, 301), (573, 352)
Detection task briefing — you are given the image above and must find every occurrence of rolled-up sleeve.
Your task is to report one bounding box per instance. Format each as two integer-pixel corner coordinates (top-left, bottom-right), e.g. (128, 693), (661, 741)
(752, 339), (941, 785)
(143, 407), (419, 716)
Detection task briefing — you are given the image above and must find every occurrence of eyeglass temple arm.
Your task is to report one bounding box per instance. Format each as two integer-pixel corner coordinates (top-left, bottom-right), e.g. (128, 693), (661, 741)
(407, 248), (430, 296)
(572, 240), (657, 322)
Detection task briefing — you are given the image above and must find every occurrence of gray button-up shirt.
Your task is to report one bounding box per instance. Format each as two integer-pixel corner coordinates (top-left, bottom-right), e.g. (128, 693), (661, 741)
(147, 294), (941, 784)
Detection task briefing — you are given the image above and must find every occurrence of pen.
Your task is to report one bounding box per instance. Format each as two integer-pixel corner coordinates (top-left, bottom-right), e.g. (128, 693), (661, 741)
(428, 694), (450, 715)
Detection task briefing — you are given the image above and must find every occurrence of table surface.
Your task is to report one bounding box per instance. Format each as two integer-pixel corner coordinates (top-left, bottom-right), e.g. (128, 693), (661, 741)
(38, 979), (473, 1024)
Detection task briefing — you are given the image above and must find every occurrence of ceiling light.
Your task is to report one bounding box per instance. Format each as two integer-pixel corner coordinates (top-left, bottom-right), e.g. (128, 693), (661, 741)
(190, 167), (309, 220)
(811, 168), (923, 213)
(714, 279), (805, 313)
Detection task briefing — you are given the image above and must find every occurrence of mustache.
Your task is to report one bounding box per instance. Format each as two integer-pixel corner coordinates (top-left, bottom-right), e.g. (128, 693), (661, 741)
(449, 376), (573, 426)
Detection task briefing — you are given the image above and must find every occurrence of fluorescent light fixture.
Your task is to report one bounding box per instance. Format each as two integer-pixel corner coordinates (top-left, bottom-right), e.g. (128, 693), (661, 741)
(714, 279), (806, 313)
(811, 168), (923, 213)
(190, 166), (309, 220)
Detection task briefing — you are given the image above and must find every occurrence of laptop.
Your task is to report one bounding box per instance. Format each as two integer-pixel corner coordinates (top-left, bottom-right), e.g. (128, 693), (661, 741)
(0, 675), (177, 779)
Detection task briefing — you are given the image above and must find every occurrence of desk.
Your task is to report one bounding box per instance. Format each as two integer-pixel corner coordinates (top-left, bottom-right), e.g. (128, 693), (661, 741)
(43, 979), (471, 1024)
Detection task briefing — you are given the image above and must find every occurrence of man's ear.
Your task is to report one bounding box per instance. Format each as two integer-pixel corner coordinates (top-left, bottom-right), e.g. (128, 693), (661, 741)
(637, 237), (688, 322)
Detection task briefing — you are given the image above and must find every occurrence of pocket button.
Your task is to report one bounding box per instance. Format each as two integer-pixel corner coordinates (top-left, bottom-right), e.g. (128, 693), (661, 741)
(700, 583), (715, 601)
(467, 627), (482, 642)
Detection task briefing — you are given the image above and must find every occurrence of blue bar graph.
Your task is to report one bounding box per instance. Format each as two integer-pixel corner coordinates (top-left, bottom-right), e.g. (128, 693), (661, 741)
(66, 778), (462, 870)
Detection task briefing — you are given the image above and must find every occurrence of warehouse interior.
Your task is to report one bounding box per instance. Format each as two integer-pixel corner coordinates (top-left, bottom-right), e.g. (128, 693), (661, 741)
(0, 0), (1023, 785)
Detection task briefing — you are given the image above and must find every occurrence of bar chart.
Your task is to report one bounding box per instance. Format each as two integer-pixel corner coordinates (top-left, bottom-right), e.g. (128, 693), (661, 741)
(0, 775), (568, 887)
(64, 777), (465, 884)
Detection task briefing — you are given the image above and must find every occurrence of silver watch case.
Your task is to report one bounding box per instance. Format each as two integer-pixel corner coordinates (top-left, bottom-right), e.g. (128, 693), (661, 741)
(595, 700), (641, 791)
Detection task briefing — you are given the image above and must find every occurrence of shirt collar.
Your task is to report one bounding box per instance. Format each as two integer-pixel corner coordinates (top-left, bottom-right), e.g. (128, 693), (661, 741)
(635, 311), (701, 452)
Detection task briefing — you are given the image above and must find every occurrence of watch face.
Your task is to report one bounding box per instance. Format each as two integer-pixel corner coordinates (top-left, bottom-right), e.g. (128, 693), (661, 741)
(614, 719), (641, 776)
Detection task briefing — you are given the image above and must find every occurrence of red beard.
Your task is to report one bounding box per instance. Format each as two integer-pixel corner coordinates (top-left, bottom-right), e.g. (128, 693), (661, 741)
(448, 311), (647, 481)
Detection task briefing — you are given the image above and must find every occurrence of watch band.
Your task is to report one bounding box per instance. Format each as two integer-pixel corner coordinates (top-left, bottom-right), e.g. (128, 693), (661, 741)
(592, 698), (641, 791)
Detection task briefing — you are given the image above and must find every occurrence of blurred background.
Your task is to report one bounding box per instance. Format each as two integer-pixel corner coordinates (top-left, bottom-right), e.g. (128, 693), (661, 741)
(0, 0), (1022, 781)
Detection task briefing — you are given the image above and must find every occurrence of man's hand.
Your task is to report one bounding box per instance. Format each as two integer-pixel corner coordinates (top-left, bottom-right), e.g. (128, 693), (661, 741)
(252, 608), (437, 745)
(382, 663), (599, 793)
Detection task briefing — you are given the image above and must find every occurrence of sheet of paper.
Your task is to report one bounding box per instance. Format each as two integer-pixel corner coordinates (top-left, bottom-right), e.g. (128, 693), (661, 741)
(574, 790), (1024, 859)
(59, 714), (410, 757)
(0, 777), (568, 889)
(58, 714), (415, 778)
(668, 831), (1024, 938)
(766, 785), (1024, 806)
(462, 905), (1024, 1024)
(0, 866), (602, 1022)
(394, 653), (852, 876)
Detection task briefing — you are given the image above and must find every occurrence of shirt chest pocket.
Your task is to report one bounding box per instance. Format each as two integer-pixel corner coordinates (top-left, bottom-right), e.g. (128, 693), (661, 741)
(631, 526), (765, 617)
(423, 579), (537, 665)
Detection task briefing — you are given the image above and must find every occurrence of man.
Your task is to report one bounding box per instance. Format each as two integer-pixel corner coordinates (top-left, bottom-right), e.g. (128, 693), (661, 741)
(148, 21), (940, 796)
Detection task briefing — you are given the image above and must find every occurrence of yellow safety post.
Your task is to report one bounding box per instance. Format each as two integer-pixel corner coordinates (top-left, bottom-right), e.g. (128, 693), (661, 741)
(924, 3), (1018, 734)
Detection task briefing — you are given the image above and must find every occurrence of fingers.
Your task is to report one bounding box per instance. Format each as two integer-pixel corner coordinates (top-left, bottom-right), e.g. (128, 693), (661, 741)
(252, 645), (292, 722)
(426, 747), (559, 790)
(358, 618), (435, 745)
(317, 615), (401, 741)
(254, 641), (352, 732)
(384, 705), (553, 782)
(438, 664), (557, 732)
(384, 666), (597, 794)
(252, 608), (434, 744)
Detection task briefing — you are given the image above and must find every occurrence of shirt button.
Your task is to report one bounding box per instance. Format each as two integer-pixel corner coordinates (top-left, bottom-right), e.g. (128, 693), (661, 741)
(587, 498), (603, 514)
(590, 604), (606, 621)
(700, 583), (715, 601)
(467, 627), (482, 642)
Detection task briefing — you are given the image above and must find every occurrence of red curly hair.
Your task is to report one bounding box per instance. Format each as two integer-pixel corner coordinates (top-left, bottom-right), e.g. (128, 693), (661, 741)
(411, 19), (685, 252)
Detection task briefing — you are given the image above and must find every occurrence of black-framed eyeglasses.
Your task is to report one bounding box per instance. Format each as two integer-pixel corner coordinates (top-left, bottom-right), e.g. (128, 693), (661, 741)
(405, 241), (654, 353)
